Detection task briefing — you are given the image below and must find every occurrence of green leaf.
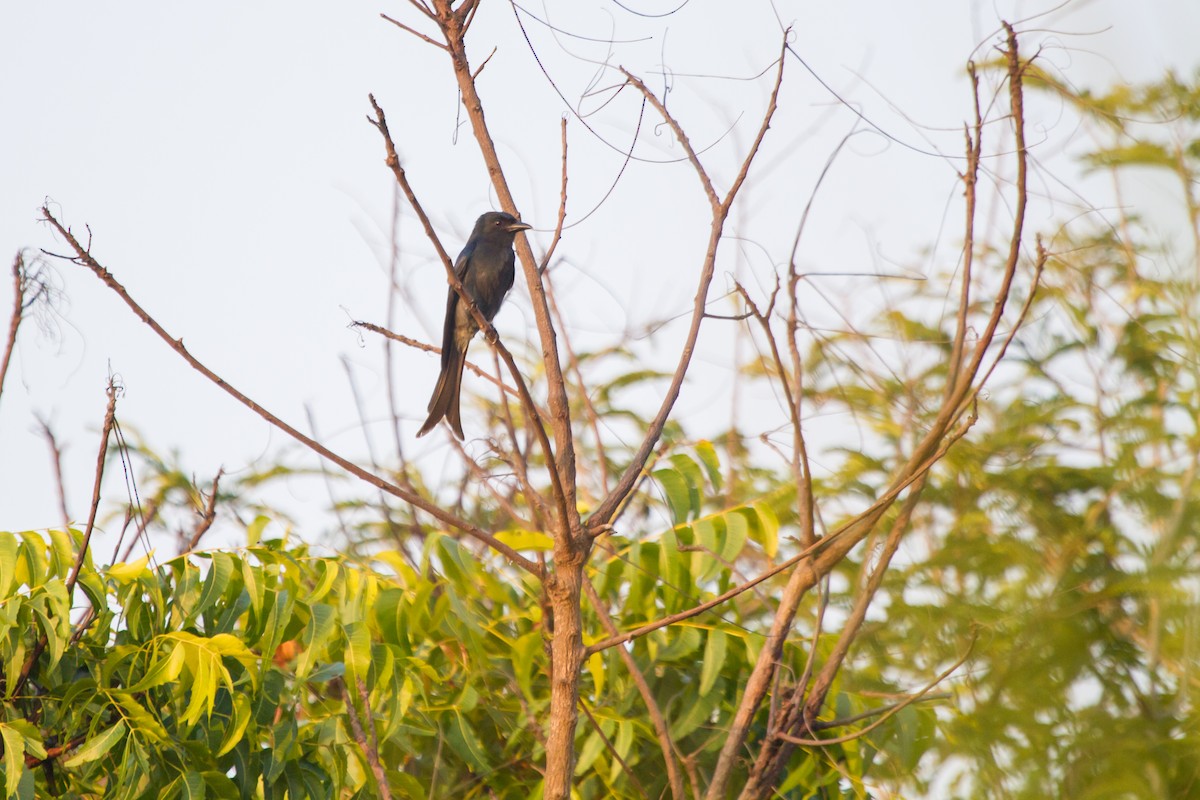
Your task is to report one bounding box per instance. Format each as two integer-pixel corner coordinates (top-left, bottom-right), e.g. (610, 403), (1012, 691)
(181, 771), (205, 800)
(16, 532), (48, 589)
(192, 552), (234, 624)
(0, 531), (17, 597)
(308, 560), (339, 604)
(344, 620), (371, 688)
(699, 629), (727, 696)
(48, 529), (74, 579)
(1, 723), (25, 798)
(295, 603), (335, 680)
(587, 649), (605, 699)
(241, 556), (263, 616)
(246, 515), (270, 547)
(107, 553), (153, 584)
(696, 440), (723, 492)
(693, 517), (721, 581)
(752, 502), (780, 558)
(447, 713), (490, 773)
(653, 468), (693, 525)
(494, 529), (555, 551)
(63, 720), (126, 768)
(125, 639), (186, 693)
(721, 510), (749, 563)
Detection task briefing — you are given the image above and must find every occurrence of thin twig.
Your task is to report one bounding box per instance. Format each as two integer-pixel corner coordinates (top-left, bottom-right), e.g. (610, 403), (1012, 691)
(185, 468), (223, 552)
(340, 678), (393, 800)
(578, 700), (649, 799)
(589, 36), (789, 533)
(15, 381), (118, 698)
(35, 415), (71, 529)
(0, 253), (28, 404)
(582, 579), (686, 800)
(539, 117), (570, 272)
(380, 12), (448, 50)
(352, 320), (520, 399)
(42, 207), (541, 577)
(777, 638), (974, 747)
(365, 96), (571, 532)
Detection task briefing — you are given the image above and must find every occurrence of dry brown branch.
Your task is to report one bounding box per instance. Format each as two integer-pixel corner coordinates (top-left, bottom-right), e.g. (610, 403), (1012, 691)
(35, 415), (71, 529)
(776, 639), (973, 748)
(352, 320), (523, 401)
(579, 700), (650, 799)
(804, 478), (922, 724)
(1, 253), (28, 404)
(582, 579), (686, 800)
(417, 5), (587, 793)
(489, 350), (552, 529)
(743, 478), (927, 794)
(545, 273), (610, 495)
(339, 677), (394, 800)
(41, 207), (541, 577)
(185, 468), (223, 551)
(708, 29), (1033, 800)
(365, 95), (572, 529)
(14, 380), (118, 699)
(539, 117), (570, 273)
(587, 42), (787, 537)
(380, 12), (447, 50)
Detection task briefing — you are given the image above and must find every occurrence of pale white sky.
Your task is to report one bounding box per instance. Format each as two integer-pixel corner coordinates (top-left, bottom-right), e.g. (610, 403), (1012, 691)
(1, 1), (1196, 549)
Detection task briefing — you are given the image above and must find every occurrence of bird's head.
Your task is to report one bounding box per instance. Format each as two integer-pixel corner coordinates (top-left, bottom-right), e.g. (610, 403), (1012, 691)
(474, 211), (532, 239)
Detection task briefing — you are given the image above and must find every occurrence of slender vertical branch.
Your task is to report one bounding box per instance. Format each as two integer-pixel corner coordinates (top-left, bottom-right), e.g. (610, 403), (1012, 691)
(582, 579), (686, 800)
(14, 381), (118, 699)
(1, 253), (28, 404)
(340, 678), (393, 800)
(589, 39), (788, 532)
(36, 415), (72, 529)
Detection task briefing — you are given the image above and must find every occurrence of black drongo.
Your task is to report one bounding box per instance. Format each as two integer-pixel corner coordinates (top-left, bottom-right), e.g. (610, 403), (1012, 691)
(417, 211), (531, 439)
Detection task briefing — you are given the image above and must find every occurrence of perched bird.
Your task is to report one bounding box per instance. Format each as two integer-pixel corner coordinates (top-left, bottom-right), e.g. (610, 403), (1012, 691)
(417, 211), (532, 438)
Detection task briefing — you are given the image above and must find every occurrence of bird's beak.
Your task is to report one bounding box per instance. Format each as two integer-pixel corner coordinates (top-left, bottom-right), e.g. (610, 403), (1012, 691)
(506, 221), (533, 233)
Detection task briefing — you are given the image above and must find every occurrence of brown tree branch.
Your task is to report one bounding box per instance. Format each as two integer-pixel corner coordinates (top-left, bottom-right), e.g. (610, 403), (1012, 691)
(14, 381), (118, 699)
(340, 677), (393, 800)
(707, 29), (1033, 799)
(539, 117), (569, 273)
(588, 37), (788, 534)
(185, 469), (223, 552)
(582, 579), (686, 800)
(41, 207), (541, 577)
(35, 415), (72, 530)
(0, 253), (28, 405)
(776, 638), (973, 747)
(364, 95), (572, 532)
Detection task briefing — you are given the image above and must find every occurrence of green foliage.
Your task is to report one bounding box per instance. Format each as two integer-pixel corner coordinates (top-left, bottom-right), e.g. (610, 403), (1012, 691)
(7, 63), (1200, 800)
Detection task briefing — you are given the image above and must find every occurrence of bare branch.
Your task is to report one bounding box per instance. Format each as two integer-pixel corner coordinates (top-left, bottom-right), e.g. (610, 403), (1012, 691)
(0, 253), (27, 405)
(538, 117), (569, 273)
(339, 677), (394, 800)
(583, 579), (686, 800)
(365, 95), (572, 534)
(35, 415), (71, 529)
(185, 468), (223, 552)
(351, 319), (520, 399)
(618, 68), (718, 210)
(777, 639), (973, 747)
(15, 380), (118, 698)
(380, 12), (448, 50)
(588, 35), (789, 533)
(41, 206), (541, 577)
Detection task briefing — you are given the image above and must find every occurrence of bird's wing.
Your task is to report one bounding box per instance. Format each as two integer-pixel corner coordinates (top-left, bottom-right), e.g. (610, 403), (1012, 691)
(500, 248), (516, 298)
(439, 245), (474, 370)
